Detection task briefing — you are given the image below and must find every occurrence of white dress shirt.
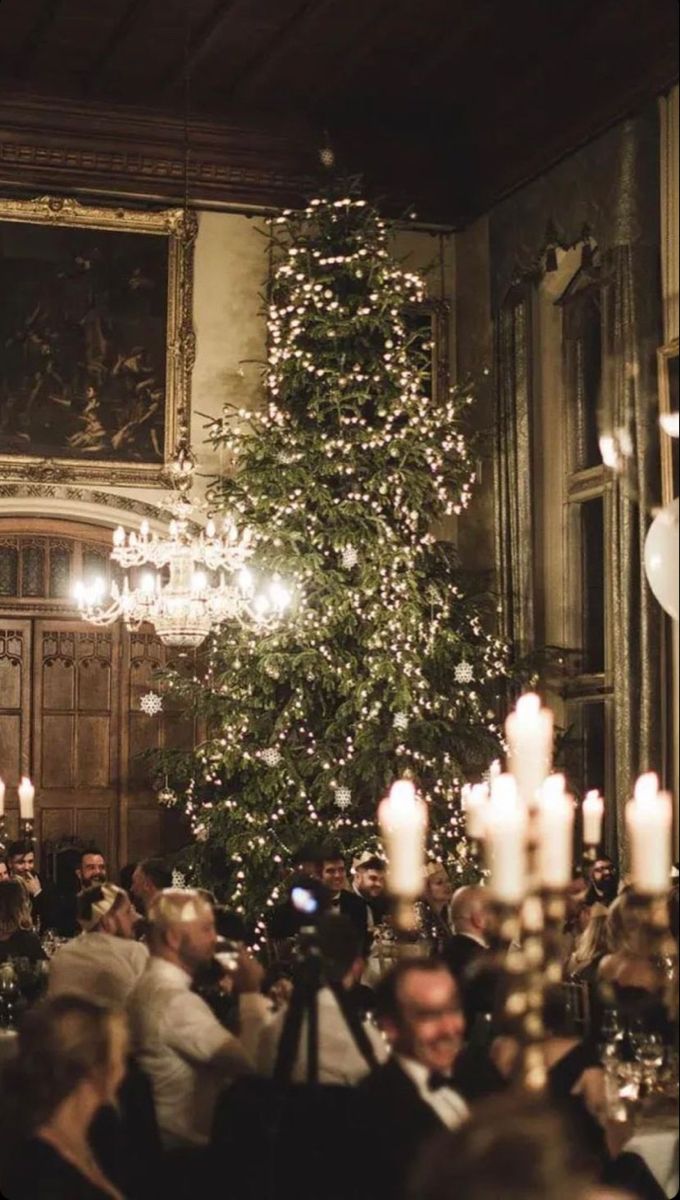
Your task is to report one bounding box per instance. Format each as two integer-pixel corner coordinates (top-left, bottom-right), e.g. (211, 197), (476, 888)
(48, 931), (148, 1007)
(396, 1055), (469, 1130)
(128, 957), (268, 1148)
(257, 986), (388, 1085)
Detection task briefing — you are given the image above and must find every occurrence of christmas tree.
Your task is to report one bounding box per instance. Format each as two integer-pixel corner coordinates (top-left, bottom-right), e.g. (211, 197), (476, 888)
(162, 187), (510, 929)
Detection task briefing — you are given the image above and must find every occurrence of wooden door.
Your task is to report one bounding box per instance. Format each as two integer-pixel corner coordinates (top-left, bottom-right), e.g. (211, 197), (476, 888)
(0, 619), (32, 841)
(0, 522), (195, 875)
(33, 621), (121, 867)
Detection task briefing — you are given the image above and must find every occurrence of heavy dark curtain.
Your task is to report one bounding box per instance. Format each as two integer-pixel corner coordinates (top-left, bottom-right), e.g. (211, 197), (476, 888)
(490, 108), (662, 862)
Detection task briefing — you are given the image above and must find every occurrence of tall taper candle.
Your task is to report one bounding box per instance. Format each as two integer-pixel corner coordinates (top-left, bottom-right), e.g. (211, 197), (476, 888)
(537, 774), (574, 889)
(626, 773), (672, 895)
(506, 693), (553, 809)
(582, 790), (605, 847)
(18, 777), (35, 821)
(378, 779), (428, 900)
(485, 774), (528, 904)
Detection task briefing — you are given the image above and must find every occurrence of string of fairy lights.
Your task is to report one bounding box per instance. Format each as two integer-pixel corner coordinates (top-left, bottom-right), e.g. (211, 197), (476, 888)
(161, 191), (512, 928)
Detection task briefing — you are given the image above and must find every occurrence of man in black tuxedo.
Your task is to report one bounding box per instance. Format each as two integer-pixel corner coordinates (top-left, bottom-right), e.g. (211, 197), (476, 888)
(442, 885), (494, 1029)
(356, 959), (468, 1200)
(319, 844), (368, 946)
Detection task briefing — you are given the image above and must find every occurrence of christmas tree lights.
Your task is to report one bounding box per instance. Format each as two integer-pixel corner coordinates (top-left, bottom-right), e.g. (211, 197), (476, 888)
(161, 187), (511, 925)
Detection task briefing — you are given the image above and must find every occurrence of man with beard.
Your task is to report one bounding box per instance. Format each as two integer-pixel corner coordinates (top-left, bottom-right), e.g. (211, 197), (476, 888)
(351, 853), (388, 928)
(128, 889), (268, 1151)
(356, 960), (468, 1200)
(55, 847), (108, 938)
(585, 857), (619, 907)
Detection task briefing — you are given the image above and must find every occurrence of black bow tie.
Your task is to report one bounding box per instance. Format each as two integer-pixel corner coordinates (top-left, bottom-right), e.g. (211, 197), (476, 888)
(428, 1072), (455, 1093)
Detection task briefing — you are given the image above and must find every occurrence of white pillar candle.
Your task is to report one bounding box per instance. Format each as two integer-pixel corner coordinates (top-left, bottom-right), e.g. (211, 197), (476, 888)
(505, 693), (553, 809)
(582, 790), (605, 846)
(378, 779), (428, 899)
(462, 782), (489, 839)
(626, 773), (672, 894)
(485, 773), (528, 904)
(0, 777), (5, 817)
(537, 774), (575, 888)
(18, 777), (35, 820)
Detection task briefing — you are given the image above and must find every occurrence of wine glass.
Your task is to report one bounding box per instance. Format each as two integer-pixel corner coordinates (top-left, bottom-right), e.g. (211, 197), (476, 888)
(629, 1025), (665, 1091)
(41, 929), (58, 958)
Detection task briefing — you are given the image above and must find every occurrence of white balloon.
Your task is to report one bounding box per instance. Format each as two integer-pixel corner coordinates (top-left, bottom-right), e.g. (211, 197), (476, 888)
(644, 498), (679, 620)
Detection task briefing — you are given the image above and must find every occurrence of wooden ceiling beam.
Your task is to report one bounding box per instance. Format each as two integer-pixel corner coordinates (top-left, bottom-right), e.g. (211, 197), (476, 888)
(223, 0), (334, 104)
(160, 0), (242, 93)
(312, 0), (399, 104)
(13, 0), (65, 79)
(81, 0), (149, 93)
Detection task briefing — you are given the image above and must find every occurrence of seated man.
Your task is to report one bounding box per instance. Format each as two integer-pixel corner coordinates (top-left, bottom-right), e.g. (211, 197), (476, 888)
(48, 883), (148, 1006)
(54, 847), (108, 938)
(257, 913), (388, 1084)
(443, 885), (494, 1030)
(6, 840), (55, 931)
(131, 857), (173, 915)
(357, 959), (469, 1200)
(320, 844), (368, 943)
(128, 888), (268, 1149)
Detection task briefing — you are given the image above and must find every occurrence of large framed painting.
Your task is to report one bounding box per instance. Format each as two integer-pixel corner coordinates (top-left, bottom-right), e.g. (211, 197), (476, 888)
(0, 196), (196, 487)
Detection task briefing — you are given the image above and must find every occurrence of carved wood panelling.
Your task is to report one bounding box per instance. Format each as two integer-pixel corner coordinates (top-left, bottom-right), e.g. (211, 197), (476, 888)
(0, 622), (31, 788)
(34, 621), (120, 863)
(0, 523), (194, 872)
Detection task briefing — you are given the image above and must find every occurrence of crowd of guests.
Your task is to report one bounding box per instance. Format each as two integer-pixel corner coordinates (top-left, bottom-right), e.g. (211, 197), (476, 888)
(0, 839), (676, 1200)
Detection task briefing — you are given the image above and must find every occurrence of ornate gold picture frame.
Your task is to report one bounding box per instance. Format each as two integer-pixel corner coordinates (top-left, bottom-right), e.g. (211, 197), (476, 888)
(658, 337), (679, 506)
(0, 195), (196, 488)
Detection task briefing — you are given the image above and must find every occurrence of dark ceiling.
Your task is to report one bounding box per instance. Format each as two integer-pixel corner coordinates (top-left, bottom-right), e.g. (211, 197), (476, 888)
(0, 0), (677, 223)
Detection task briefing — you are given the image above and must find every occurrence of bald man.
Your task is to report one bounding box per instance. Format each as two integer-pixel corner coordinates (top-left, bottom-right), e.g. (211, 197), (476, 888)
(442, 886), (493, 1030)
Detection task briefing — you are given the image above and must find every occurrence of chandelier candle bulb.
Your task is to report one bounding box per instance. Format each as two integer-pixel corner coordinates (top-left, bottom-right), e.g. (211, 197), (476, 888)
(537, 774), (574, 889)
(18, 777), (35, 821)
(582, 790), (605, 846)
(378, 779), (428, 900)
(505, 693), (553, 809)
(626, 773), (672, 894)
(485, 773), (528, 904)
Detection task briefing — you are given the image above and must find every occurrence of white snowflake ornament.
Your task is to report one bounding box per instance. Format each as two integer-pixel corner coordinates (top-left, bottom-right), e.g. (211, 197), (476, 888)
(341, 545), (359, 569)
(171, 868), (187, 888)
(334, 786), (352, 811)
(261, 747), (282, 768)
(157, 784), (177, 807)
(454, 661), (474, 685)
(393, 712), (409, 731)
(140, 691), (163, 716)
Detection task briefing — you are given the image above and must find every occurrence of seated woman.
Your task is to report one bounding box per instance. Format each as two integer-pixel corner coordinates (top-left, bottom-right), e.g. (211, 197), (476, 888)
(597, 891), (673, 1041)
(0, 995), (129, 1199)
(566, 904), (609, 983)
(0, 879), (46, 964)
(417, 863), (453, 953)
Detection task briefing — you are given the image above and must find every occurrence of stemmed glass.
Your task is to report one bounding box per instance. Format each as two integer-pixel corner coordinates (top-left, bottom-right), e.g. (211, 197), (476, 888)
(41, 928), (58, 958)
(628, 1022), (665, 1093)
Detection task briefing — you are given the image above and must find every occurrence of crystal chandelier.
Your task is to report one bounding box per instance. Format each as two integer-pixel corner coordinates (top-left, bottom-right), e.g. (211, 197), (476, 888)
(74, 447), (291, 648)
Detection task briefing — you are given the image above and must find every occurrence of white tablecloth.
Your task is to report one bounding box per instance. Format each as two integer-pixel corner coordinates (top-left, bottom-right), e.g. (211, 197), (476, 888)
(626, 1119), (679, 1199)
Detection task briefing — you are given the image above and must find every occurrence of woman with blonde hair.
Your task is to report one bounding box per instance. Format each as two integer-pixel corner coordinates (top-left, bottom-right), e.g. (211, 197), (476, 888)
(0, 879), (45, 964)
(566, 904), (609, 982)
(0, 995), (129, 1199)
(417, 863), (453, 953)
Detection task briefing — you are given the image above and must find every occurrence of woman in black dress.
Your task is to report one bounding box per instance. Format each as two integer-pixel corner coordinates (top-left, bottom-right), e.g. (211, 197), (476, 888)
(0, 879), (46, 964)
(0, 995), (129, 1199)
